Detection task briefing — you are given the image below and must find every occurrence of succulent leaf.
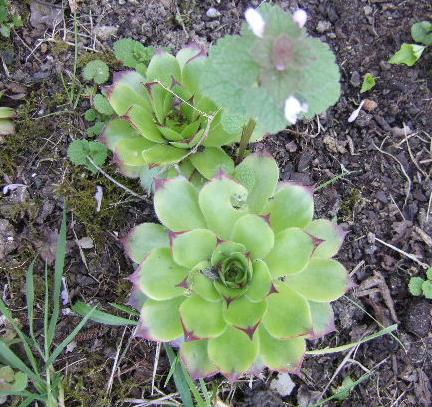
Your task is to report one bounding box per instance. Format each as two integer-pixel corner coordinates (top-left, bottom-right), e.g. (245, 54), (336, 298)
(231, 214), (274, 259)
(99, 119), (138, 150)
(286, 258), (348, 302)
(115, 137), (153, 166)
(124, 223), (169, 264)
(208, 326), (258, 377)
(305, 219), (345, 258)
(136, 248), (188, 300)
(180, 340), (218, 379)
(246, 260), (272, 302)
(180, 295), (226, 339)
(189, 147), (234, 179)
(125, 104), (165, 143)
(223, 295), (267, 329)
(263, 282), (312, 338)
(171, 229), (217, 268)
(146, 51), (181, 86)
(154, 177), (206, 232)
(308, 301), (335, 338)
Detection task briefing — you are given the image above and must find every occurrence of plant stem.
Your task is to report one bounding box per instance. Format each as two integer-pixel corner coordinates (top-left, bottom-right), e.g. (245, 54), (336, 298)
(236, 118), (256, 164)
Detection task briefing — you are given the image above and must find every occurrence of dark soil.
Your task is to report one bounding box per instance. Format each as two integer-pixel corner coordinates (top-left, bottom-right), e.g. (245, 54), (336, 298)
(1, 0), (432, 406)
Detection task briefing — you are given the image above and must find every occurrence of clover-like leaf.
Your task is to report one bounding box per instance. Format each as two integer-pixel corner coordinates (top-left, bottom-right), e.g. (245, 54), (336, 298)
(67, 140), (108, 174)
(113, 38), (155, 68)
(93, 94), (115, 115)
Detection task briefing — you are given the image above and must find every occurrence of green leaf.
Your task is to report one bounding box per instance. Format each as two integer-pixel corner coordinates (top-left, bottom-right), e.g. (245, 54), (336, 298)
(408, 276), (424, 296)
(198, 175), (248, 240)
(189, 269), (221, 302)
(258, 326), (305, 371)
(246, 260), (272, 302)
(114, 137), (153, 167)
(269, 184), (314, 232)
(411, 21), (432, 46)
(72, 301), (138, 326)
(113, 38), (155, 68)
(87, 122), (105, 137)
(422, 280), (432, 299)
(125, 104), (165, 143)
(234, 152), (279, 214)
(223, 296), (266, 329)
(265, 228), (314, 277)
(0, 106), (15, 119)
(262, 282), (312, 338)
(146, 51), (181, 86)
(0, 118), (15, 135)
(305, 219), (345, 258)
(138, 297), (184, 341)
(389, 43), (425, 66)
(124, 222), (169, 264)
(308, 301), (335, 338)
(333, 376), (356, 401)
(231, 214), (274, 259)
(180, 296), (226, 339)
(180, 340), (217, 379)
(82, 60), (109, 84)
(84, 109), (98, 122)
(93, 94), (114, 115)
(189, 147), (234, 180)
(427, 267), (432, 281)
(67, 140), (108, 173)
(360, 73), (376, 93)
(99, 119), (138, 150)
(142, 144), (188, 165)
(207, 326), (258, 377)
(136, 248), (188, 300)
(154, 177), (207, 232)
(286, 258), (348, 302)
(171, 229), (217, 269)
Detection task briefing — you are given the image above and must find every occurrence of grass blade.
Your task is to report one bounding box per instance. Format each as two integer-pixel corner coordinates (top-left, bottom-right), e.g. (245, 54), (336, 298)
(109, 302), (140, 317)
(47, 206), (68, 350)
(25, 258), (36, 341)
(306, 324), (398, 355)
(0, 340), (43, 386)
(164, 344), (194, 407)
(46, 306), (96, 367)
(72, 301), (138, 326)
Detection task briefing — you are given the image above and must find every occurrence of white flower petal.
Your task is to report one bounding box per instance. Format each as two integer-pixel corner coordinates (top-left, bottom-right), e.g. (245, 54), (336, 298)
(348, 100), (365, 123)
(293, 9), (307, 28)
(245, 8), (265, 38)
(284, 96), (308, 124)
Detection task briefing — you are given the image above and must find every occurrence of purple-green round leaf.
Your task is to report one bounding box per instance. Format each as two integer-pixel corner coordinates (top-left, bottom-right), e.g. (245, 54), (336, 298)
(99, 119), (139, 150)
(114, 137), (154, 166)
(180, 295), (226, 339)
(265, 228), (314, 277)
(137, 248), (188, 300)
(124, 223), (169, 264)
(246, 260), (272, 302)
(262, 282), (312, 339)
(286, 258), (348, 302)
(208, 326), (258, 378)
(172, 229), (217, 268)
(269, 184), (314, 232)
(180, 340), (218, 379)
(305, 219), (345, 258)
(258, 326), (305, 372)
(146, 51), (181, 86)
(307, 301), (335, 339)
(223, 295), (267, 329)
(154, 177), (206, 232)
(137, 297), (184, 341)
(190, 147), (234, 179)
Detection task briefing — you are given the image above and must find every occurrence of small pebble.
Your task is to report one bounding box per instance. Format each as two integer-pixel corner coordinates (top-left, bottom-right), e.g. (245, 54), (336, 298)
(206, 7), (221, 18)
(316, 20), (332, 33)
(350, 71), (361, 87)
(363, 99), (378, 112)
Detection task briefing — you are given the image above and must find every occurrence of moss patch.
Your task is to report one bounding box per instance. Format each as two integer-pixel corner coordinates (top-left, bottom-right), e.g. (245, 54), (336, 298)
(340, 188), (362, 221)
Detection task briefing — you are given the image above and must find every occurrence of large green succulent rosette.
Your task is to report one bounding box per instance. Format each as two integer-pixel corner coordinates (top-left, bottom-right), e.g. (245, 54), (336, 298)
(124, 153), (349, 380)
(99, 45), (240, 182)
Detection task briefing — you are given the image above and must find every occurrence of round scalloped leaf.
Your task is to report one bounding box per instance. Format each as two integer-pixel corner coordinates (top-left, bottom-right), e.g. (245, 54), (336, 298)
(265, 228), (314, 277)
(208, 326), (258, 377)
(199, 175), (248, 240)
(263, 283), (312, 339)
(246, 260), (272, 302)
(93, 94), (114, 115)
(137, 297), (184, 341)
(180, 340), (218, 379)
(137, 248), (188, 300)
(234, 152), (279, 214)
(258, 326), (305, 372)
(83, 60), (109, 84)
(305, 219), (345, 258)
(286, 258), (348, 302)
(114, 137), (154, 166)
(154, 177), (207, 232)
(308, 301), (335, 339)
(172, 229), (217, 268)
(124, 223), (169, 264)
(180, 295), (226, 339)
(99, 119), (139, 150)
(269, 184), (314, 232)
(223, 296), (267, 329)
(146, 51), (181, 86)
(189, 147), (234, 179)
(231, 214), (274, 259)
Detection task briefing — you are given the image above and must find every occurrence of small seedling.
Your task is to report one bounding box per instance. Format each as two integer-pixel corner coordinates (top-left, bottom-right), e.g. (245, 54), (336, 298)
(0, 105), (15, 136)
(82, 59), (110, 85)
(0, 0), (22, 38)
(389, 21), (432, 66)
(408, 267), (432, 299)
(332, 376), (356, 401)
(67, 139), (108, 173)
(113, 38), (156, 75)
(360, 73), (377, 93)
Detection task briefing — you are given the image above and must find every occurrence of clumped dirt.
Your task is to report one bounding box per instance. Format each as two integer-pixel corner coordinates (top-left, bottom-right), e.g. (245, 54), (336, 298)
(1, 0), (432, 406)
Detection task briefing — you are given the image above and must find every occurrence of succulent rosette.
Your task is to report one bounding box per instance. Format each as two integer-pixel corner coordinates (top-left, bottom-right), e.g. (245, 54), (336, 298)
(99, 45), (240, 182)
(124, 153), (349, 379)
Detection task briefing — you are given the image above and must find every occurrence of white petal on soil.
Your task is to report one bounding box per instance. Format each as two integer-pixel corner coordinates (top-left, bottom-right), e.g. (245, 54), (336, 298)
(2, 184), (26, 195)
(245, 8), (265, 38)
(293, 9), (307, 28)
(284, 96), (309, 124)
(95, 185), (103, 212)
(348, 100), (365, 123)
(61, 277), (70, 305)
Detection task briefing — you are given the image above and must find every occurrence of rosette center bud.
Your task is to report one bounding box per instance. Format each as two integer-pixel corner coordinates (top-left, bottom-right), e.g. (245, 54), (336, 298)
(217, 252), (252, 289)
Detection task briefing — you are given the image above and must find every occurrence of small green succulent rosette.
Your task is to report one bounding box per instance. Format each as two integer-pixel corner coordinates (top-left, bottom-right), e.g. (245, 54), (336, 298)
(125, 153), (349, 380)
(99, 45), (240, 183)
